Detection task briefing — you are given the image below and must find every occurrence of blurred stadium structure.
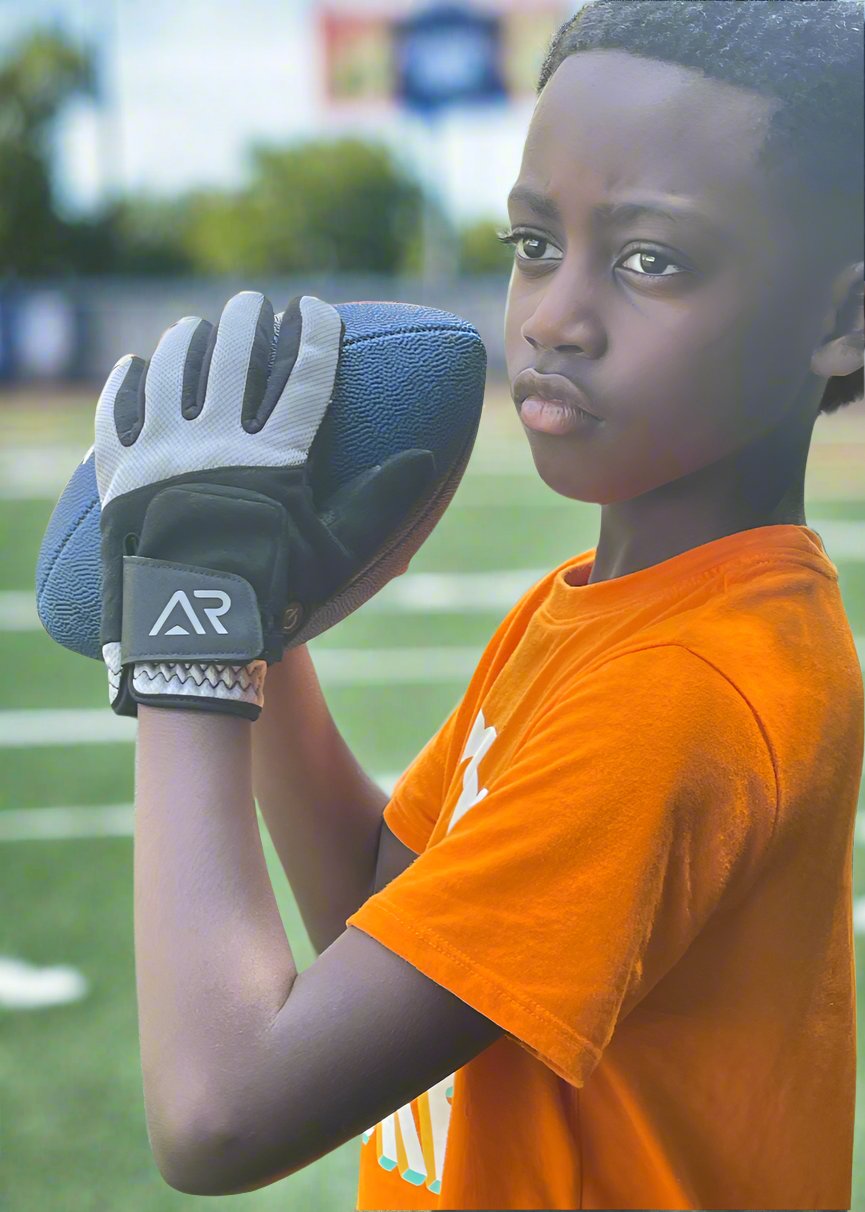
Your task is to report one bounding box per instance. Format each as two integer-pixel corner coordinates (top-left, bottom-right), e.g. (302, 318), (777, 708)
(0, 274), (512, 382)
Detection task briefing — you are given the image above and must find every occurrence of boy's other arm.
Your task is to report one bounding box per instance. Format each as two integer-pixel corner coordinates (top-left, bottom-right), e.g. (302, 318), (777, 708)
(135, 702), (500, 1199)
(252, 644), (414, 955)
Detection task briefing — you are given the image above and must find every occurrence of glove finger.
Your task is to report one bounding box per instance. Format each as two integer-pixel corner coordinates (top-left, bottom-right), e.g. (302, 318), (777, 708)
(254, 297), (302, 434)
(140, 314), (208, 433)
(198, 290), (272, 434)
(239, 296), (276, 431)
(260, 295), (342, 465)
(114, 355), (148, 446)
(319, 449), (437, 564)
(94, 353), (144, 506)
(175, 316), (213, 420)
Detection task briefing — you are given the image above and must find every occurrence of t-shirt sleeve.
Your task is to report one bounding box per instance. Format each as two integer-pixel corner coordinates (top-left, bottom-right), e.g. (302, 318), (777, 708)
(347, 645), (778, 1088)
(381, 565), (568, 854)
(382, 701), (462, 854)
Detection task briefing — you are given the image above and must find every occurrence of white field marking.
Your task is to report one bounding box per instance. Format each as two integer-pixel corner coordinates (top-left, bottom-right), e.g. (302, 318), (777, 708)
(0, 956), (89, 1010)
(806, 519), (865, 560)
(7, 437), (865, 509)
(7, 579), (865, 666)
(0, 592), (43, 630)
(10, 528), (865, 631)
(0, 445), (90, 499)
(0, 776), (402, 844)
(0, 648), (482, 748)
(0, 710), (137, 747)
(0, 444), (537, 499)
(1, 796), (861, 845)
(4, 428), (865, 496)
(0, 804), (863, 939)
(10, 570), (553, 632)
(368, 569), (548, 611)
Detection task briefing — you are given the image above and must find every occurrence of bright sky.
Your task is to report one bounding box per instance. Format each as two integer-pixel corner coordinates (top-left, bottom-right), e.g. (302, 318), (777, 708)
(0, 0), (554, 223)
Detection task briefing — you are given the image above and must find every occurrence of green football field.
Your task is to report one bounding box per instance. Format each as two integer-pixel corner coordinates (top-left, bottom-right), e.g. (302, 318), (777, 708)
(1, 383), (863, 1211)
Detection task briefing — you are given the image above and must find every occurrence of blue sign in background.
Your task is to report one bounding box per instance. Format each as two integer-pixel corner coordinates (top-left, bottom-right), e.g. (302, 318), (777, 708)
(393, 3), (508, 115)
(0, 286), (87, 382)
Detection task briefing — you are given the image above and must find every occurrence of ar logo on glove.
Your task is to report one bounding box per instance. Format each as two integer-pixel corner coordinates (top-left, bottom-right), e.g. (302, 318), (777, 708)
(149, 589), (233, 638)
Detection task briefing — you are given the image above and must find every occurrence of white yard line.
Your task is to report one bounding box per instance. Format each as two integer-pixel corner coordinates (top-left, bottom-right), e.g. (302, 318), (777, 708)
(0, 779), (403, 843)
(0, 804), (136, 840)
(1, 627), (863, 743)
(0, 709), (137, 747)
(806, 519), (865, 559)
(0, 647), (482, 747)
(0, 801), (862, 938)
(0, 799), (861, 842)
(10, 543), (865, 631)
(0, 592), (43, 630)
(0, 446), (538, 499)
(4, 437), (865, 508)
(8, 570), (552, 630)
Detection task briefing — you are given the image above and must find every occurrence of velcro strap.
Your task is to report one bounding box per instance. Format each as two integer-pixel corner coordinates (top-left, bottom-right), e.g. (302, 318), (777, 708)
(121, 556), (263, 665)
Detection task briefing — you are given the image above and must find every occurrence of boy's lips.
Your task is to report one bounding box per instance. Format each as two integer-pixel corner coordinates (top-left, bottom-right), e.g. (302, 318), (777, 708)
(512, 369), (601, 420)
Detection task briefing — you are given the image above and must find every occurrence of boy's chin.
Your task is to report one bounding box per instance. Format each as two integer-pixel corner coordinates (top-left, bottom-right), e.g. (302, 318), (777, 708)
(525, 440), (605, 504)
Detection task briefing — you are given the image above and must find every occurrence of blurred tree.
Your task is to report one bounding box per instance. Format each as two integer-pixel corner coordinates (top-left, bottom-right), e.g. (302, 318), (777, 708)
(0, 29), (97, 274)
(0, 28), (510, 282)
(180, 138), (426, 275)
(100, 196), (195, 275)
(457, 217), (513, 275)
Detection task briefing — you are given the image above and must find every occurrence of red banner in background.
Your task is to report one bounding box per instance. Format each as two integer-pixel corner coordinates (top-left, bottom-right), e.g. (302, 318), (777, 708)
(318, 3), (569, 108)
(320, 11), (396, 105)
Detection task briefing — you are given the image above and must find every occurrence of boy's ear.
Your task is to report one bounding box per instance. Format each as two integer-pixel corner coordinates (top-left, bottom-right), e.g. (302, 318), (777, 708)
(810, 259), (864, 380)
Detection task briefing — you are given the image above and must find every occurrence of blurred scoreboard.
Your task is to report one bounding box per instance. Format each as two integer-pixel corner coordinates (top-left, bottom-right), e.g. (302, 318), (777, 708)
(318, 1), (574, 112)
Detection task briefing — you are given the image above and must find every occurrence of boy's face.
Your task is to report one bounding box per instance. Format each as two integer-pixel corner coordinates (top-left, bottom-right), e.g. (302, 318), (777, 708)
(504, 50), (838, 505)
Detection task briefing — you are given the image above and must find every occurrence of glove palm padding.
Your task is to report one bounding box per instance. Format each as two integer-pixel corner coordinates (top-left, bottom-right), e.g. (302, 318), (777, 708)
(101, 451), (434, 716)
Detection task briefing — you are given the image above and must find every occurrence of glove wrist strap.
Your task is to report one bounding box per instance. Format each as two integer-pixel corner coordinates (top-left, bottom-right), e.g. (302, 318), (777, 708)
(132, 659), (267, 716)
(102, 644), (268, 719)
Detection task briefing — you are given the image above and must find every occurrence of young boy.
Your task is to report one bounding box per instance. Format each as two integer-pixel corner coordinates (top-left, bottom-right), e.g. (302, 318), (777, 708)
(127, 2), (864, 1209)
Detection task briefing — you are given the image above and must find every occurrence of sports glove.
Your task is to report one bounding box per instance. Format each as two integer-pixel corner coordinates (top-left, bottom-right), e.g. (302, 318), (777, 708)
(95, 289), (436, 721)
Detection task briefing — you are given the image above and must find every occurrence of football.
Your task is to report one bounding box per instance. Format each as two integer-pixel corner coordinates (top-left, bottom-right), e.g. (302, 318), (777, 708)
(35, 300), (487, 660)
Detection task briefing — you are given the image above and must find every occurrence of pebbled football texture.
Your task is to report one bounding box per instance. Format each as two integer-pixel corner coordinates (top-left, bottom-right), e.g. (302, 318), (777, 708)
(36, 301), (487, 660)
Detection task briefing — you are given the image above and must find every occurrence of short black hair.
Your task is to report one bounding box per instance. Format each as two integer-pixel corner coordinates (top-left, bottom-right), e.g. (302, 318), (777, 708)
(538, 0), (864, 414)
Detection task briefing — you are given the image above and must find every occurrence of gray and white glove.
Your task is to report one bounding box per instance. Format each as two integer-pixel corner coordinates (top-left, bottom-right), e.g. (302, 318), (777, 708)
(94, 289), (435, 721)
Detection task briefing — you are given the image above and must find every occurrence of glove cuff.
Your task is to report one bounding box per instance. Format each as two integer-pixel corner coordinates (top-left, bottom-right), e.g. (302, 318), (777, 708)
(104, 641), (123, 707)
(102, 641), (267, 719)
(131, 659), (267, 719)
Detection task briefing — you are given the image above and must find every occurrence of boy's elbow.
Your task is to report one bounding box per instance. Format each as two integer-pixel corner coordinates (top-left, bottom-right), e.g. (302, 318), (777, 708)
(147, 1099), (249, 1196)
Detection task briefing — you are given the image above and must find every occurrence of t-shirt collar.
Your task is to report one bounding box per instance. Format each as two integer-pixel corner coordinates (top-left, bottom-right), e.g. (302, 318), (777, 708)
(539, 524), (836, 623)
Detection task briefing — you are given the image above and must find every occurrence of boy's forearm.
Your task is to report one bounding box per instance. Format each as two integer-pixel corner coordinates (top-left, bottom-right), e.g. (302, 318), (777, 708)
(251, 646), (388, 954)
(134, 707), (298, 1162)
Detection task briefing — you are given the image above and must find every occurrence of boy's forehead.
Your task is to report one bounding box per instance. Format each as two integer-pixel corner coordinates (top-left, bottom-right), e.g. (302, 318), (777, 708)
(522, 50), (778, 217)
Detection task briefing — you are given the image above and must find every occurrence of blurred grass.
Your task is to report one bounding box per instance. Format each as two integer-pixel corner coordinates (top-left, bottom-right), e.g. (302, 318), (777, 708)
(1, 381), (864, 1211)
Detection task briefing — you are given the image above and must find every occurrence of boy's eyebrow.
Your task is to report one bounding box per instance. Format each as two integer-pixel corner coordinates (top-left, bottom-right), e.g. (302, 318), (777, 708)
(506, 185), (727, 238)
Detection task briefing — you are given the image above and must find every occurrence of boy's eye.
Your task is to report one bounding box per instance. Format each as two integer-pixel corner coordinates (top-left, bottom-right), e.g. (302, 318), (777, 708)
(617, 249), (686, 278)
(496, 227), (690, 282)
(496, 229), (562, 263)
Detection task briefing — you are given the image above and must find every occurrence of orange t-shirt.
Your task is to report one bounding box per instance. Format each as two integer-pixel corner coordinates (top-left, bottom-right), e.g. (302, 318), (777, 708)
(345, 523), (863, 1211)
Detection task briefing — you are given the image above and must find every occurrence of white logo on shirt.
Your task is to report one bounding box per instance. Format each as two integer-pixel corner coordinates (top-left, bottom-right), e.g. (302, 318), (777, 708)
(447, 708), (497, 835)
(361, 707), (499, 1194)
